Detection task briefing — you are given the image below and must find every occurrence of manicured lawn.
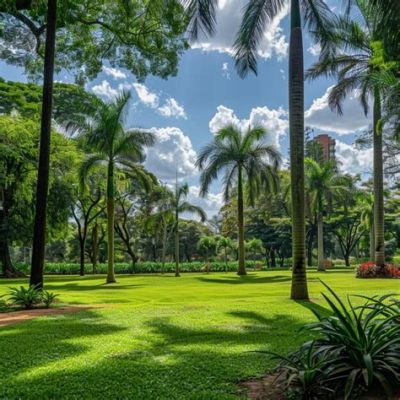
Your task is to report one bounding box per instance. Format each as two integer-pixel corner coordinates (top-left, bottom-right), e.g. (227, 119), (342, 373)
(0, 270), (398, 399)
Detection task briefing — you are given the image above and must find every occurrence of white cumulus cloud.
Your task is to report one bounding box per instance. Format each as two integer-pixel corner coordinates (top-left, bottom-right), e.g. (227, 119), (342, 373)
(307, 43), (321, 57)
(221, 62), (231, 80)
(209, 105), (288, 149)
(335, 140), (372, 176)
(144, 127), (197, 181)
(132, 83), (159, 108)
(91, 80), (118, 100)
(305, 86), (371, 135)
(102, 66), (127, 80)
(158, 98), (187, 119)
(192, 0), (289, 61)
(187, 186), (224, 219)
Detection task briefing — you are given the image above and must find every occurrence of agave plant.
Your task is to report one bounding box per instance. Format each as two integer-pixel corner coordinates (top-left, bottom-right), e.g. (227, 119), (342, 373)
(8, 285), (42, 309)
(266, 283), (400, 399)
(307, 284), (400, 399)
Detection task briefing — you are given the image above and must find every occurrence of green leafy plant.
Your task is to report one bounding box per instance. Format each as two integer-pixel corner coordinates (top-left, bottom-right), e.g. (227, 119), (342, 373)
(268, 283), (400, 399)
(0, 295), (9, 312)
(8, 285), (41, 309)
(40, 290), (59, 308)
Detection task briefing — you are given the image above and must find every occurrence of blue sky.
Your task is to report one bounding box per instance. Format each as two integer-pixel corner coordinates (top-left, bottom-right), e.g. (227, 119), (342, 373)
(0, 0), (373, 217)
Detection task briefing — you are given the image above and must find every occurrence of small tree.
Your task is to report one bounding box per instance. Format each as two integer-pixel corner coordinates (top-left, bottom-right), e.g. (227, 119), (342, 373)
(216, 236), (234, 272)
(197, 236), (216, 272)
(245, 238), (264, 269)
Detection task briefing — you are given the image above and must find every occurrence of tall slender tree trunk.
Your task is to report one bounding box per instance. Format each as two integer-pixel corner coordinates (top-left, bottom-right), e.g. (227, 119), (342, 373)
(289, 0), (308, 299)
(317, 213), (325, 271)
(92, 223), (98, 274)
(106, 161), (116, 283)
(237, 165), (246, 275)
(369, 220), (375, 261)
(30, 0), (57, 289)
(174, 214), (180, 277)
(161, 224), (167, 274)
(224, 248), (228, 272)
(79, 237), (86, 276)
(373, 89), (385, 268)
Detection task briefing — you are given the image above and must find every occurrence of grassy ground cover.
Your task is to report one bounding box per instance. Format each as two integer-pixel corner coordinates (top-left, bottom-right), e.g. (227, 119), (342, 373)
(0, 270), (398, 399)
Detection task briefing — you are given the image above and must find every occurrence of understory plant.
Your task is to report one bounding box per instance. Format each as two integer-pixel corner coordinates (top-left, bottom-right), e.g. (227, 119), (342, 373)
(8, 285), (42, 309)
(41, 290), (59, 308)
(7, 285), (59, 309)
(268, 283), (400, 399)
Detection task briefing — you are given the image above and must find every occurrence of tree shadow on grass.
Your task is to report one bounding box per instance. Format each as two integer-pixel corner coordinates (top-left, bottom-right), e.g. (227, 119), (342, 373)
(196, 275), (292, 285)
(0, 310), (125, 383)
(294, 300), (332, 318)
(43, 282), (143, 292)
(1, 311), (308, 399)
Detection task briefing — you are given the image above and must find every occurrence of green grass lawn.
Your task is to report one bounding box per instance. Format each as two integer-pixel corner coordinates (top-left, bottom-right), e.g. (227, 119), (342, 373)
(0, 270), (399, 399)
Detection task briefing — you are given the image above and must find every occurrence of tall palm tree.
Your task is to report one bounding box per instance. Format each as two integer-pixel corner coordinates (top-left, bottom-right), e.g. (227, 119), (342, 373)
(306, 2), (398, 268)
(305, 159), (350, 270)
(196, 124), (280, 275)
(234, 0), (334, 299)
(79, 91), (155, 283)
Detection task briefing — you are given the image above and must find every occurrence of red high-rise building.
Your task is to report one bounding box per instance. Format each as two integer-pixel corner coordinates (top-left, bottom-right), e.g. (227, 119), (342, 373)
(313, 134), (336, 162)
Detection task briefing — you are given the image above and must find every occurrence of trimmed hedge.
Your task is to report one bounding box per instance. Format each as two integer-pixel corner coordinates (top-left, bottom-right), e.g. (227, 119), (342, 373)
(14, 261), (266, 275)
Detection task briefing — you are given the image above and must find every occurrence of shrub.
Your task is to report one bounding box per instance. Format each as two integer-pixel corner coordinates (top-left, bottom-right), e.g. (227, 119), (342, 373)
(356, 261), (400, 278)
(41, 290), (59, 308)
(8, 285), (42, 309)
(268, 283), (400, 400)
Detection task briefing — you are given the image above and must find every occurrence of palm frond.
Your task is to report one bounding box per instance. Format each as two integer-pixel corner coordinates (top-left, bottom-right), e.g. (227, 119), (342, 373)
(182, 0), (218, 41)
(234, 0), (286, 77)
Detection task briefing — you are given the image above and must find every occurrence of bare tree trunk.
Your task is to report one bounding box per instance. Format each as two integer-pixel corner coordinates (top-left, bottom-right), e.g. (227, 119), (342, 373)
(30, 0), (57, 289)
(106, 161), (116, 283)
(79, 237), (85, 276)
(92, 223), (98, 274)
(369, 222), (375, 261)
(373, 89), (385, 268)
(317, 213), (325, 271)
(175, 217), (180, 277)
(237, 165), (246, 275)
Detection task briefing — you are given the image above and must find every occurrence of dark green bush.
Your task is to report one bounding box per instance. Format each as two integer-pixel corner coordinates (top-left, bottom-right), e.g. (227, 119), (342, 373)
(15, 261), (262, 275)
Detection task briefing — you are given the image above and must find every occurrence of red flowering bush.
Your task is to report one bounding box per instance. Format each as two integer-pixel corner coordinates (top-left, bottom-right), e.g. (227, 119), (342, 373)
(356, 261), (400, 278)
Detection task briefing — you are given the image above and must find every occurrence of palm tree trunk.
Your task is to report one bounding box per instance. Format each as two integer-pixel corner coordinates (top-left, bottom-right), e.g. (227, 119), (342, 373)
(161, 223), (167, 274)
(369, 220), (374, 261)
(317, 213), (325, 271)
(373, 89), (385, 268)
(289, 0), (308, 299)
(175, 213), (180, 277)
(237, 165), (246, 275)
(92, 223), (98, 274)
(106, 161), (116, 283)
(30, 0), (57, 289)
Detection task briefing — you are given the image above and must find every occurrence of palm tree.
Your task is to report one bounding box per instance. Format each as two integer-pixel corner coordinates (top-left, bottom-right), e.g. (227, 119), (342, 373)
(196, 124), (280, 276)
(171, 182), (206, 277)
(217, 236), (234, 272)
(357, 192), (374, 261)
(197, 236), (216, 271)
(245, 238), (265, 269)
(79, 91), (155, 283)
(234, 0), (335, 299)
(305, 159), (350, 271)
(306, 3), (398, 268)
